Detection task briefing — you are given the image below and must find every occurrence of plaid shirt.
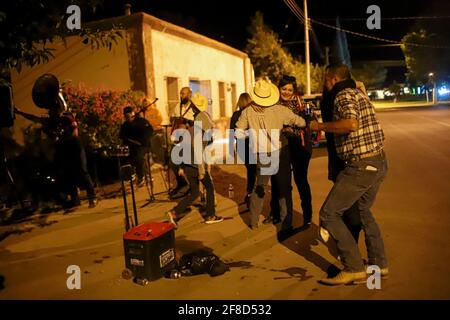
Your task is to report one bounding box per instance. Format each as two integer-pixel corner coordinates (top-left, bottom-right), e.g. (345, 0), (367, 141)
(333, 88), (384, 160)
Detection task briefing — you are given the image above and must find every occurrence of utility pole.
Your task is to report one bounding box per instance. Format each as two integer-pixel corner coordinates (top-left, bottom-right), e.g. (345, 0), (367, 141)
(304, 0), (311, 95)
(325, 46), (330, 66)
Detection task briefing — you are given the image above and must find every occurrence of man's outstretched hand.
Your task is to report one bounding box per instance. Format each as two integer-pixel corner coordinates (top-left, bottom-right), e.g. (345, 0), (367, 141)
(309, 120), (320, 132)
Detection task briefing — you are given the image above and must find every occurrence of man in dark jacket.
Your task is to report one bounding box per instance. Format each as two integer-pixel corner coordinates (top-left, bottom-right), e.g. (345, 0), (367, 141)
(321, 83), (361, 243)
(119, 107), (153, 187)
(311, 63), (388, 285)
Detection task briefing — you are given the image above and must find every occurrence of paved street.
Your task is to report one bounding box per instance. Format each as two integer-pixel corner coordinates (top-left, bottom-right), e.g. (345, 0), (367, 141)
(0, 105), (449, 300)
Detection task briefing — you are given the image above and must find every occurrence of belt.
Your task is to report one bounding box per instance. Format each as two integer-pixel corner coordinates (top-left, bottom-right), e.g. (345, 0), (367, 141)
(346, 149), (384, 162)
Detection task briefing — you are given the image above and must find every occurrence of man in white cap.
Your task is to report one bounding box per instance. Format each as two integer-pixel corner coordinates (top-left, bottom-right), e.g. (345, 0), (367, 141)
(235, 79), (306, 236)
(167, 93), (223, 227)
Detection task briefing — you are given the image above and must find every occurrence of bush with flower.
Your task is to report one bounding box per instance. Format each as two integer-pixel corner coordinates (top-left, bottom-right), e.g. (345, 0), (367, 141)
(63, 83), (162, 149)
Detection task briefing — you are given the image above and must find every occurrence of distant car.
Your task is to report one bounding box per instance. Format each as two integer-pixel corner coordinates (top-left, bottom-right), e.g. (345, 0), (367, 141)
(303, 93), (326, 147)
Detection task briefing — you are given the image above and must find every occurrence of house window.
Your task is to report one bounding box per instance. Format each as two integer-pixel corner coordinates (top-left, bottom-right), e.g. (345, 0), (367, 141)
(166, 77), (179, 118)
(189, 79), (200, 94)
(218, 81), (226, 118)
(199, 80), (212, 116)
(231, 83), (237, 111)
(190, 79), (213, 116)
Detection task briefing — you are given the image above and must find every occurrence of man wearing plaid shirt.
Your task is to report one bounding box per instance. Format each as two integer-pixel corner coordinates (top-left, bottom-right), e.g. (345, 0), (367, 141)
(310, 63), (388, 285)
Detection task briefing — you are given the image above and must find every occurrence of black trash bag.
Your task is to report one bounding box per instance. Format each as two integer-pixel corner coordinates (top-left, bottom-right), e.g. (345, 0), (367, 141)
(170, 250), (230, 278)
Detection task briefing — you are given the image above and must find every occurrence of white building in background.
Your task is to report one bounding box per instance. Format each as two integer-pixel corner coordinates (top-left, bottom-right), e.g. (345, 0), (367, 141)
(11, 11), (254, 142)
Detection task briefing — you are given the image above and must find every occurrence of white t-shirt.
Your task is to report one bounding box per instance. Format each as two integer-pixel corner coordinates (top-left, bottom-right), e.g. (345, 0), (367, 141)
(170, 101), (195, 121)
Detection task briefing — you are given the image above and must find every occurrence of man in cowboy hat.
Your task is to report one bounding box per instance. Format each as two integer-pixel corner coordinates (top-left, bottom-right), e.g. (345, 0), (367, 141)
(167, 92), (223, 227)
(235, 79), (306, 234)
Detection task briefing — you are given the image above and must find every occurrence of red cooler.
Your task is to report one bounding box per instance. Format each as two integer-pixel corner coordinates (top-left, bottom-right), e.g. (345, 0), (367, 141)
(123, 222), (176, 281)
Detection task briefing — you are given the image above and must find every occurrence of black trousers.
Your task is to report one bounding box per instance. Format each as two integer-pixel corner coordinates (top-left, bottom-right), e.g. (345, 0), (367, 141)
(236, 138), (257, 194)
(271, 138), (312, 222)
(245, 163), (257, 194)
(265, 147), (293, 228)
(289, 140), (313, 222)
(173, 165), (215, 218)
(129, 146), (145, 182)
(55, 137), (96, 202)
(168, 145), (188, 189)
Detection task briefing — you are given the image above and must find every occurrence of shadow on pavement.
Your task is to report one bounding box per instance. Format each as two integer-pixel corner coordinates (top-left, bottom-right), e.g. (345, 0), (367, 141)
(269, 266), (313, 281)
(0, 207), (59, 242)
(279, 223), (338, 275)
(210, 165), (271, 227)
(175, 235), (215, 258)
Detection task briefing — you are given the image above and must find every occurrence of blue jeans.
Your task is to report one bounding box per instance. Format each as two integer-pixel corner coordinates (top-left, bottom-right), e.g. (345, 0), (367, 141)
(320, 151), (388, 272)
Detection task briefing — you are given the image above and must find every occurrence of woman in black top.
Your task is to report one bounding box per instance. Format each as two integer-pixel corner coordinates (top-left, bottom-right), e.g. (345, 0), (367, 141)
(265, 75), (313, 229)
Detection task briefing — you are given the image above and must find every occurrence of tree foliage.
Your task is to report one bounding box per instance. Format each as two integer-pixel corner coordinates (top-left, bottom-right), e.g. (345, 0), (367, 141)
(0, 0), (123, 84)
(245, 12), (324, 93)
(351, 64), (387, 89)
(401, 29), (450, 84)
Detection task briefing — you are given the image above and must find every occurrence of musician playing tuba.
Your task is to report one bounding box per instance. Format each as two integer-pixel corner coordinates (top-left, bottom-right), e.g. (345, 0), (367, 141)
(15, 73), (98, 210)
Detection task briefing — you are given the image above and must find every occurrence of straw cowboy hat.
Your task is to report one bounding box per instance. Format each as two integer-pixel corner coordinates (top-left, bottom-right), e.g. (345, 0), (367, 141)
(191, 92), (209, 112)
(249, 79), (280, 107)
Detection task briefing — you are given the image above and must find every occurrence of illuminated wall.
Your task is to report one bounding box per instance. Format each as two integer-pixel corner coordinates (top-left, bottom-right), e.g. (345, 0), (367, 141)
(150, 29), (248, 124)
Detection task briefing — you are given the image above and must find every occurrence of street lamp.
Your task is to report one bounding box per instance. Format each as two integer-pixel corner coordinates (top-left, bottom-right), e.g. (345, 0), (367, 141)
(428, 72), (436, 104)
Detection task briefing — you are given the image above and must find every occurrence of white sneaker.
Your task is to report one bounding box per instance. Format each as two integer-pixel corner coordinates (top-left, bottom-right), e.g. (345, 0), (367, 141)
(166, 211), (178, 229)
(205, 215), (224, 224)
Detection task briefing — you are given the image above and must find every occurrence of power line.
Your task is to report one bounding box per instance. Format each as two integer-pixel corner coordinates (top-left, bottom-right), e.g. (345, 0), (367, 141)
(310, 18), (450, 49)
(282, 0), (450, 50)
(283, 0), (305, 25)
(315, 16), (450, 21)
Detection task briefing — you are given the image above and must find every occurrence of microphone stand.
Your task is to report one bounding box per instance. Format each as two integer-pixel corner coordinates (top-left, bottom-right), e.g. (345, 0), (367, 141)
(138, 102), (171, 208)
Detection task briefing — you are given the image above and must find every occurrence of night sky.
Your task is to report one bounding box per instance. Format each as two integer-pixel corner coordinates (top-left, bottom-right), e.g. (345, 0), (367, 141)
(91, 0), (449, 59)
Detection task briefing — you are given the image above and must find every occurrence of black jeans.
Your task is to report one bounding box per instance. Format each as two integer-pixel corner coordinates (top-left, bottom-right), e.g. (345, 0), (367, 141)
(168, 145), (188, 189)
(56, 137), (96, 202)
(245, 163), (257, 194)
(235, 138), (257, 194)
(252, 148), (293, 230)
(271, 138), (312, 223)
(173, 165), (215, 218)
(129, 146), (145, 182)
(289, 142), (313, 222)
